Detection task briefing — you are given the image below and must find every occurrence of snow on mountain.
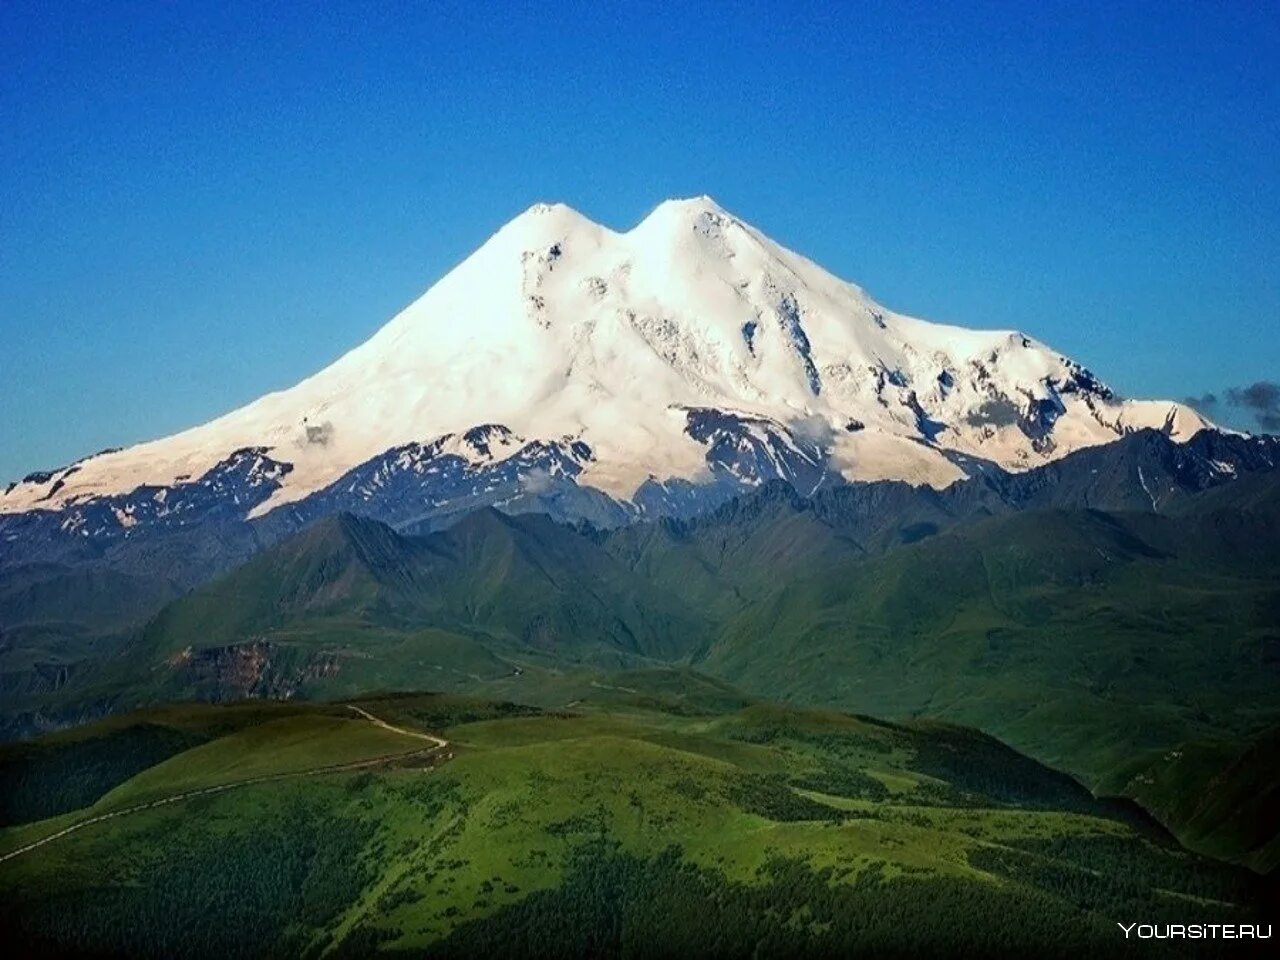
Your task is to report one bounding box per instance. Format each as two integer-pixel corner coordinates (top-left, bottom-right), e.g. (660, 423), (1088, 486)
(3, 196), (1210, 520)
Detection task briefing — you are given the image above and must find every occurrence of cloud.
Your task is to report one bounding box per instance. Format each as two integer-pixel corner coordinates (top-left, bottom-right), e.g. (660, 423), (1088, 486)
(1188, 381), (1280, 433)
(1226, 381), (1280, 432)
(520, 468), (555, 495)
(1183, 392), (1218, 413)
(1225, 382), (1280, 431)
(789, 414), (835, 450)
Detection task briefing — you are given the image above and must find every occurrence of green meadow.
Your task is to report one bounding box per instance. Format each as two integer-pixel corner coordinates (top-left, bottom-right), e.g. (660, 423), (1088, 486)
(1, 675), (1268, 958)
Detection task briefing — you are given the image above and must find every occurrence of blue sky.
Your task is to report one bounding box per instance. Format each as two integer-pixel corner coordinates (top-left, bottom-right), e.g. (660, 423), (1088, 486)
(2, 0), (1278, 481)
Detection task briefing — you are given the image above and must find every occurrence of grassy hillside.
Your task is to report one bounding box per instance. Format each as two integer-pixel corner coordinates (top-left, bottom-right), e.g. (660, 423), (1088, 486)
(0, 700), (330, 825)
(1, 682), (1268, 958)
(138, 510), (710, 667)
(0, 562), (181, 740)
(708, 506), (1280, 755)
(6, 477), (1279, 873)
(705, 503), (1280, 863)
(1101, 726), (1280, 874)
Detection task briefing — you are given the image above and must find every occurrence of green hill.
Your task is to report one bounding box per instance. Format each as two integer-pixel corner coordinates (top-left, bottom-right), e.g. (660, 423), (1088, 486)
(8, 476), (1280, 873)
(1, 682), (1267, 958)
(142, 510), (708, 662)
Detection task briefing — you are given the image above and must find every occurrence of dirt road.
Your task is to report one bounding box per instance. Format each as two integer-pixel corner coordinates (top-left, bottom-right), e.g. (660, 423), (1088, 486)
(345, 704), (449, 748)
(0, 707), (450, 865)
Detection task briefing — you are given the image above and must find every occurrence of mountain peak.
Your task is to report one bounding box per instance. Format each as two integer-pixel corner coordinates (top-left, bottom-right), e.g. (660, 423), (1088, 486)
(291, 511), (401, 557)
(510, 200), (592, 224)
(493, 201), (606, 250)
(632, 195), (738, 239)
(1, 196), (1216, 520)
(503, 196), (735, 240)
(642, 194), (730, 219)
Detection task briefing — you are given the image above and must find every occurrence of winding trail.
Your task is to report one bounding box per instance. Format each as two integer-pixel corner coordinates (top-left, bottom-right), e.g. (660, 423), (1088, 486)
(0, 706), (450, 865)
(345, 704), (449, 748)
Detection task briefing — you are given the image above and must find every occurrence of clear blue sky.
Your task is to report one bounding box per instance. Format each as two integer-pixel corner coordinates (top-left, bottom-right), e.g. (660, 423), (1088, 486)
(2, 1), (1278, 482)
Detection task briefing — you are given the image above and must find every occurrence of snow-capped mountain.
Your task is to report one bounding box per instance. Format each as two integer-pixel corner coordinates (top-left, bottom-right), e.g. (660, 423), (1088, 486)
(2, 196), (1214, 529)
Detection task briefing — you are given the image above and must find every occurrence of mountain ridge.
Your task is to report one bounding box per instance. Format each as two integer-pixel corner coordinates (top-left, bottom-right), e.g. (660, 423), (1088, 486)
(3, 196), (1212, 529)
(17, 465), (1277, 870)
